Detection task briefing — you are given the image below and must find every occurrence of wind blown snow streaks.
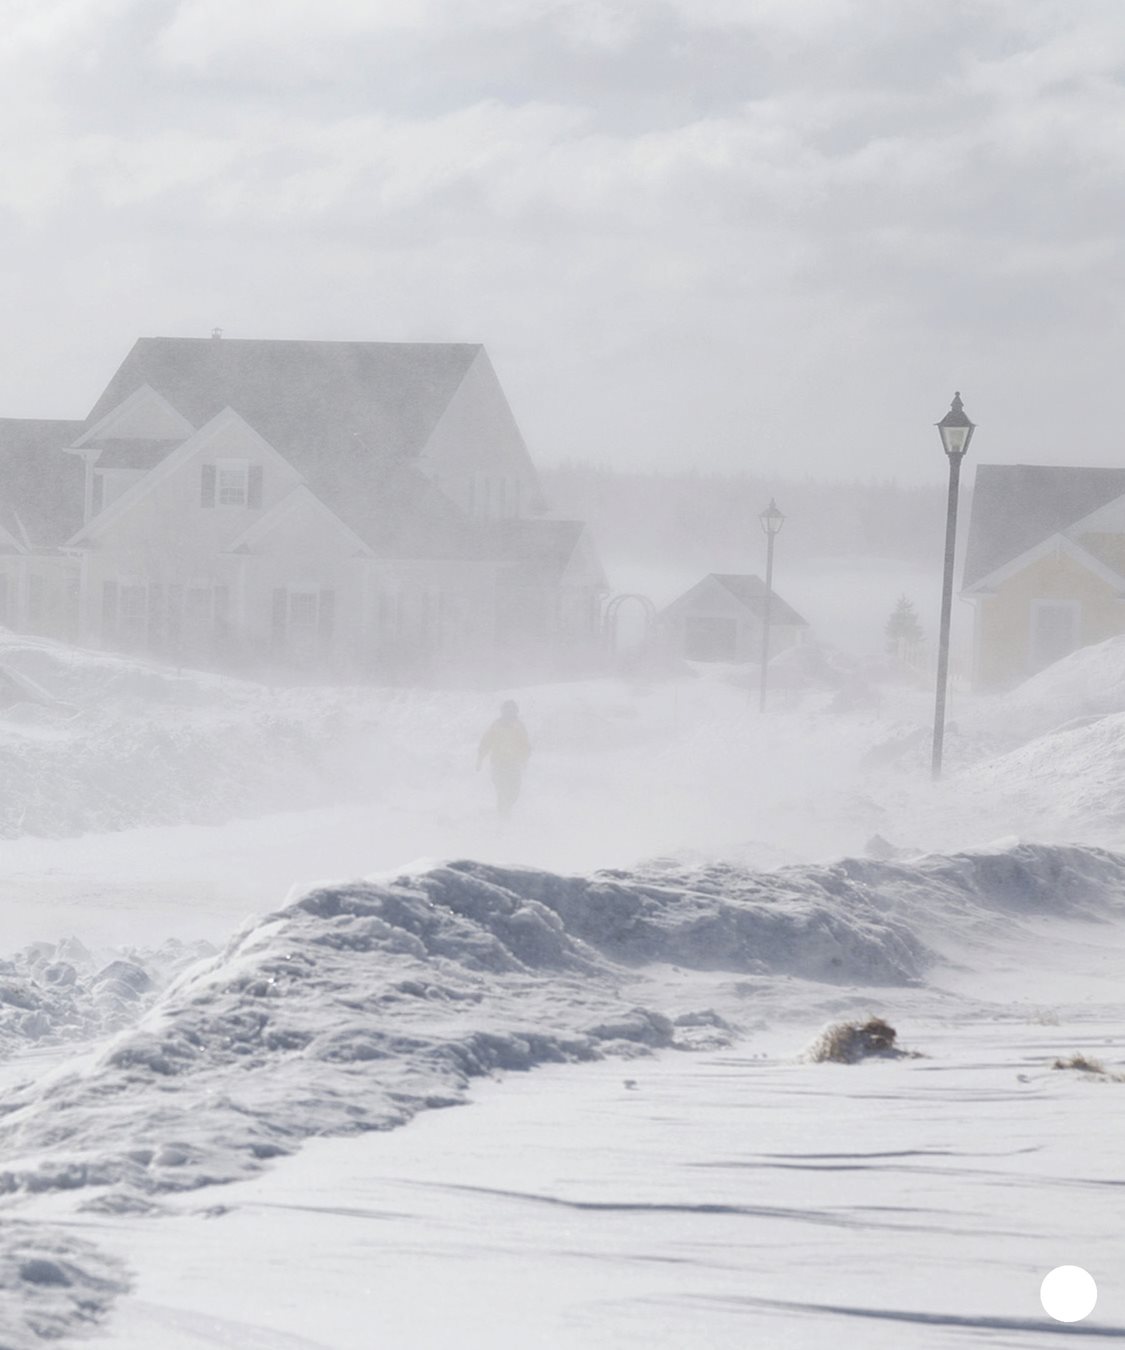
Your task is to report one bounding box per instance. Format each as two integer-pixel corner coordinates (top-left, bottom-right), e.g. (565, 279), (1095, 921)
(0, 843), (1121, 1211)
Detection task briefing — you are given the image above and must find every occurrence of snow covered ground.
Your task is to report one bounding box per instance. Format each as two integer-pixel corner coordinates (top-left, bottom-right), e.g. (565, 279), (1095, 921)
(3, 629), (1125, 1346)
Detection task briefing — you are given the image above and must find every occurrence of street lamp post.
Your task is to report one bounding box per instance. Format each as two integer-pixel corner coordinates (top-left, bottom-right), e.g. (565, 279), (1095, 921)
(931, 392), (975, 779)
(758, 498), (785, 712)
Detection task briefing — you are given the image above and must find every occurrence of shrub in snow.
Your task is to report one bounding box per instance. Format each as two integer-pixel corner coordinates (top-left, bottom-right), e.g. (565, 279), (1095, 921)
(1051, 1053), (1125, 1080)
(805, 1016), (919, 1064)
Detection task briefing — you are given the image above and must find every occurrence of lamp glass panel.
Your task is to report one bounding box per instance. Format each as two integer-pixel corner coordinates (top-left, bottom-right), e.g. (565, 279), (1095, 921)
(940, 424), (970, 455)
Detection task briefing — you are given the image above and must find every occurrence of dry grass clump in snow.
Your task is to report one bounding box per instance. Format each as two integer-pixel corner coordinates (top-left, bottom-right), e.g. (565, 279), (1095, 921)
(805, 1016), (919, 1064)
(1052, 1052), (1125, 1081)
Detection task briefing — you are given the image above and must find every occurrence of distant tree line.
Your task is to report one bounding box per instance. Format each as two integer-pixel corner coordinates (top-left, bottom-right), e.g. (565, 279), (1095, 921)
(541, 463), (959, 570)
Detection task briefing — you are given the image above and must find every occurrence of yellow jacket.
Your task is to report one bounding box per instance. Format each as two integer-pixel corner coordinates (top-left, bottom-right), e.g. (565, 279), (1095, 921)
(478, 717), (531, 769)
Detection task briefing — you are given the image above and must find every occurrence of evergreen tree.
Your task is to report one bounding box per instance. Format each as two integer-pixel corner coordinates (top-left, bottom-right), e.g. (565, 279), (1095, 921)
(885, 595), (924, 665)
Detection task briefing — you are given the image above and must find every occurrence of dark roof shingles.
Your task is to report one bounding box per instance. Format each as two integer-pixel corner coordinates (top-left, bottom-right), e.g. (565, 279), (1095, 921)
(0, 419), (86, 546)
(86, 336), (485, 553)
(713, 574), (808, 627)
(963, 465), (1125, 589)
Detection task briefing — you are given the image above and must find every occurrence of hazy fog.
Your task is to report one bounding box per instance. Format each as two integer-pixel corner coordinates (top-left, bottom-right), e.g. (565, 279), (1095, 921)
(3, 2), (1125, 481)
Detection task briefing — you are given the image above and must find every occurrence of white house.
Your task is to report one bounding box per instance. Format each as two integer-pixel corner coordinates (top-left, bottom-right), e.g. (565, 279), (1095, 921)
(0, 335), (607, 680)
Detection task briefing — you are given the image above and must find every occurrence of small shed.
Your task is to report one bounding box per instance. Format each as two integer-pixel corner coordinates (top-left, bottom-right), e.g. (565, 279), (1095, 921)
(660, 573), (809, 663)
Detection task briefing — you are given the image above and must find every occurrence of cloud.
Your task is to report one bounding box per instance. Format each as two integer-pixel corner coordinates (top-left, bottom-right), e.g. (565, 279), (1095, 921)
(2, 0), (1125, 478)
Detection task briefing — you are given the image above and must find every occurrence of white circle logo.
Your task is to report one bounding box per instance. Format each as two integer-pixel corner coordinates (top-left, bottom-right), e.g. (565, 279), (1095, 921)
(1040, 1266), (1097, 1323)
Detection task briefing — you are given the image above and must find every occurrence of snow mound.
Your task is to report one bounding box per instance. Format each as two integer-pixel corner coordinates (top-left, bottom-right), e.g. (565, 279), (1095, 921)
(0, 1222), (128, 1348)
(959, 713), (1125, 843)
(1, 842), (1116, 1211)
(992, 634), (1125, 739)
(0, 939), (213, 1062)
(0, 699), (386, 838)
(0, 853), (934, 1204)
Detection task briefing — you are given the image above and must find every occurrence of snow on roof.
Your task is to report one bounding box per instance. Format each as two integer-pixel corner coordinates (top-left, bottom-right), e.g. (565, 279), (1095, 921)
(963, 464), (1125, 591)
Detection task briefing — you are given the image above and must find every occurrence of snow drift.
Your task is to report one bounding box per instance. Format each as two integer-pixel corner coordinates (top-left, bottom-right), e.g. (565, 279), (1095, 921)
(0, 1223), (127, 1347)
(0, 938), (213, 1062)
(3, 842), (1122, 1213)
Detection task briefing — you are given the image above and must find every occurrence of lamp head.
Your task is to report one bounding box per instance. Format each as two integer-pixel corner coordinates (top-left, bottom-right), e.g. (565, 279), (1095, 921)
(937, 391), (975, 458)
(759, 498), (785, 537)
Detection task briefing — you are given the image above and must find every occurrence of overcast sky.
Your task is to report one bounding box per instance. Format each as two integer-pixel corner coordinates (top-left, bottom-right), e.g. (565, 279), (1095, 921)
(2, 0), (1123, 483)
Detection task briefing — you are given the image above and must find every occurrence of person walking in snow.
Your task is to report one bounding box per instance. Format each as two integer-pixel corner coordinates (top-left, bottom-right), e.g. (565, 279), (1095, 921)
(477, 699), (531, 818)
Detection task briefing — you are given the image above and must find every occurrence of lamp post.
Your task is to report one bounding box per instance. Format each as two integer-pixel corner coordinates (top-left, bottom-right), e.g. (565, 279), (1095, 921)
(931, 392), (975, 779)
(758, 497), (785, 711)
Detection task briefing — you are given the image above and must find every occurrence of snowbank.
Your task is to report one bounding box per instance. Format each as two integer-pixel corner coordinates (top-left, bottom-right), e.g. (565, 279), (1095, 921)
(0, 635), (412, 839)
(985, 634), (1125, 741)
(0, 939), (213, 1062)
(0, 1222), (127, 1347)
(971, 712), (1125, 843)
(3, 842), (1120, 1211)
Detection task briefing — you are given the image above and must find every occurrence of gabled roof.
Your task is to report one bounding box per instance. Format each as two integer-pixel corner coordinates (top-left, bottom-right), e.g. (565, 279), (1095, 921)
(962, 530), (1125, 596)
(73, 384), (195, 451)
(68, 407), (301, 546)
(712, 574), (808, 626)
(85, 336), (492, 554)
(495, 519), (583, 569)
(226, 485), (374, 557)
(963, 464), (1125, 591)
(663, 573), (808, 627)
(0, 418), (86, 547)
(91, 438), (188, 470)
(89, 336), (480, 465)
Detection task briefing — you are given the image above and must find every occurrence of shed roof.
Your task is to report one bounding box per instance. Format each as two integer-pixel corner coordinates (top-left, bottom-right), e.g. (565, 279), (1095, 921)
(664, 573), (808, 628)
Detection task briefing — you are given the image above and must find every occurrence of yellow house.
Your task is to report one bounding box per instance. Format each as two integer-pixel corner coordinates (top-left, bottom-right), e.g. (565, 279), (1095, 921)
(962, 464), (1125, 688)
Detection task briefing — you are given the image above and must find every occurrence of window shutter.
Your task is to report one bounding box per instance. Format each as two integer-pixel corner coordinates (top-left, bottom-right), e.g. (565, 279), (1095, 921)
(271, 587), (287, 650)
(247, 464), (263, 509)
(102, 579), (118, 637)
(318, 589), (335, 646)
(201, 464), (216, 508)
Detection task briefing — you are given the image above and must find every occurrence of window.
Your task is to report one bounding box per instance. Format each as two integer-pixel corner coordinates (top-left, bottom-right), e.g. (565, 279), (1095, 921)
(202, 462), (263, 508)
(288, 590), (318, 632)
(272, 585), (335, 663)
(217, 460), (249, 507)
